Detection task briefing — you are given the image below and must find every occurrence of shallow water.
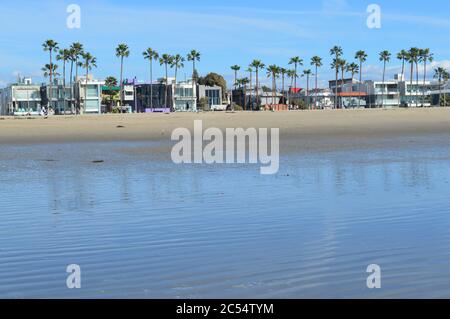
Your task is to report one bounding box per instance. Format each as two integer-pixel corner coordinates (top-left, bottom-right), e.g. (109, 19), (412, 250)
(1, 136), (450, 298)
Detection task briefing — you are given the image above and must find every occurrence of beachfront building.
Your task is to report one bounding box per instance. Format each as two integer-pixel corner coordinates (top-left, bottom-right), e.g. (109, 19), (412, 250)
(398, 80), (435, 107)
(366, 80), (400, 108)
(0, 78), (42, 116)
(430, 82), (450, 106)
(197, 84), (223, 110)
(74, 75), (104, 114)
(329, 78), (368, 108)
(173, 79), (197, 112)
(134, 81), (172, 113)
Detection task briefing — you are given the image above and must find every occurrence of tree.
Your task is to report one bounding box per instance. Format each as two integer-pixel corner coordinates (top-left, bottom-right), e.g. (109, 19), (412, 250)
(330, 46), (343, 108)
(236, 77), (250, 110)
(250, 60), (265, 108)
(419, 48), (434, 105)
(246, 67), (254, 101)
(69, 42), (84, 113)
(311, 56), (323, 109)
(289, 56), (303, 91)
(187, 50), (201, 108)
(42, 64), (60, 78)
(230, 65), (241, 108)
(56, 48), (71, 114)
(42, 39), (59, 110)
(171, 54), (185, 84)
(346, 62), (359, 108)
(397, 50), (408, 107)
(143, 48), (159, 111)
(379, 50), (391, 108)
(355, 50), (368, 108)
(198, 72), (227, 100)
(280, 68), (288, 103)
(116, 43), (130, 106)
(105, 76), (118, 111)
(303, 69), (313, 109)
(81, 52), (97, 114)
(266, 65), (280, 106)
(338, 59), (347, 109)
(407, 47), (420, 107)
(287, 69), (298, 105)
(434, 67), (449, 106)
(159, 54), (173, 109)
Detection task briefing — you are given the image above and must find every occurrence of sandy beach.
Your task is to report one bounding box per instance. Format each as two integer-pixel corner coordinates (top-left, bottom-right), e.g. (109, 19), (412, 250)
(1, 108), (450, 149)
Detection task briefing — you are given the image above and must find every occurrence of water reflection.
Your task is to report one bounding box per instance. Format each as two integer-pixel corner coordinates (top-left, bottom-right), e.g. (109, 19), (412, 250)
(0, 140), (450, 298)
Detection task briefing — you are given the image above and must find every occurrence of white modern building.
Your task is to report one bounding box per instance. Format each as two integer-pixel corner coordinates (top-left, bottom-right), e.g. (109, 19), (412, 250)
(173, 79), (197, 112)
(0, 78), (42, 116)
(74, 75), (105, 114)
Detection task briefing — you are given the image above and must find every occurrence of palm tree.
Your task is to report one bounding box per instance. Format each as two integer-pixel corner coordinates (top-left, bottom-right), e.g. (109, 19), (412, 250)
(311, 56), (323, 109)
(338, 59), (347, 109)
(355, 51), (368, 108)
(236, 78), (250, 110)
(303, 69), (313, 109)
(346, 62), (359, 108)
(419, 49), (434, 105)
(143, 48), (159, 111)
(289, 56), (303, 91)
(105, 76), (118, 112)
(56, 48), (71, 114)
(42, 64), (60, 78)
(246, 67), (254, 107)
(397, 50), (408, 107)
(407, 47), (420, 107)
(159, 54), (173, 109)
(280, 68), (288, 104)
(81, 52), (97, 114)
(330, 46), (343, 108)
(444, 71), (450, 106)
(250, 60), (265, 109)
(69, 42), (84, 113)
(42, 40), (59, 110)
(266, 65), (280, 106)
(116, 43), (130, 107)
(187, 50), (201, 109)
(434, 67), (449, 106)
(287, 69), (298, 106)
(379, 50), (391, 108)
(230, 65), (241, 107)
(70, 42), (84, 80)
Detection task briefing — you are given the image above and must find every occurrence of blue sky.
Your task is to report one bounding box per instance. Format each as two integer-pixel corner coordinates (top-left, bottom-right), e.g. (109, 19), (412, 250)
(1, 0), (450, 88)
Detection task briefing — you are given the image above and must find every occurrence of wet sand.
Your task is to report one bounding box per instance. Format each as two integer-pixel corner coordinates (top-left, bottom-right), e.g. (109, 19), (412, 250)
(1, 108), (450, 148)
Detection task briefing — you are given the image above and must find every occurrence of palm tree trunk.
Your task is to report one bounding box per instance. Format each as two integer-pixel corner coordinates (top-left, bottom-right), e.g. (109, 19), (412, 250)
(150, 60), (153, 112)
(315, 66), (318, 110)
(306, 75), (310, 110)
(294, 64), (297, 90)
(120, 57), (124, 108)
(49, 49), (53, 111)
(85, 66), (88, 115)
(382, 62), (386, 108)
(423, 60), (427, 106)
(63, 60), (66, 115)
(192, 61), (195, 111)
(335, 69), (338, 109)
(165, 64), (168, 111)
(410, 63), (414, 107)
(256, 69), (259, 109)
(359, 62), (362, 108)
(415, 62), (419, 108)
(70, 60), (74, 114)
(439, 79), (442, 106)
